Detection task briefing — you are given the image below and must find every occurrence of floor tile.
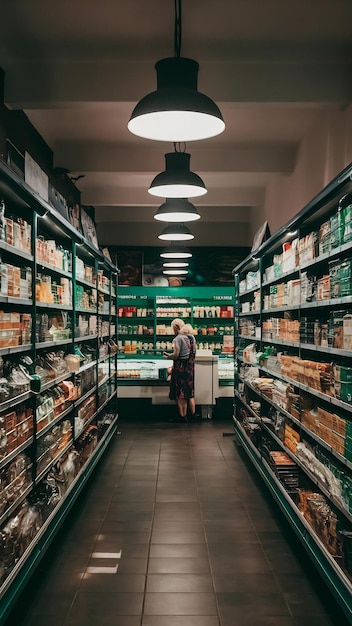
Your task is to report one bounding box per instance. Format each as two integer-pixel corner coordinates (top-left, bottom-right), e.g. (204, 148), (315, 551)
(144, 592), (218, 615)
(11, 592), (73, 625)
(149, 544), (208, 558)
(283, 591), (339, 616)
(111, 492), (156, 502)
(216, 591), (290, 619)
(94, 531), (151, 544)
(155, 494), (199, 502)
(154, 502), (201, 511)
(148, 557), (210, 574)
(142, 617), (220, 626)
(146, 573), (213, 592)
(207, 530), (260, 545)
(100, 520), (152, 533)
(153, 510), (202, 521)
(67, 591), (144, 618)
(151, 531), (205, 544)
(116, 558), (149, 574)
(151, 521), (204, 533)
(212, 572), (281, 593)
(80, 573), (146, 592)
(68, 617), (142, 626)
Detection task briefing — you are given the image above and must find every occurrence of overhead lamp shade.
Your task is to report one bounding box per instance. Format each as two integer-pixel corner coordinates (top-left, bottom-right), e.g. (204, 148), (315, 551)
(160, 245), (192, 259)
(154, 198), (200, 222)
(163, 269), (188, 276)
(163, 261), (189, 268)
(128, 57), (225, 142)
(149, 152), (207, 198)
(158, 223), (194, 241)
(163, 268), (188, 275)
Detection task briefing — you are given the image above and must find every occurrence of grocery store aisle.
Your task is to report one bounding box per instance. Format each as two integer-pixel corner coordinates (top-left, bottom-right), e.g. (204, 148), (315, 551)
(7, 418), (349, 626)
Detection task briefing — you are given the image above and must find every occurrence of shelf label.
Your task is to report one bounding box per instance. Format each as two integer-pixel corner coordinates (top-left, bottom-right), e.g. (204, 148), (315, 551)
(213, 296), (233, 301)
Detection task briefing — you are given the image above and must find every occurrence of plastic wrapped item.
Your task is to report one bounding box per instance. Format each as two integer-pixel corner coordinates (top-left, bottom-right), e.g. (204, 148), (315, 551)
(4, 362), (31, 397)
(59, 449), (80, 488)
(16, 503), (42, 554)
(64, 354), (80, 372)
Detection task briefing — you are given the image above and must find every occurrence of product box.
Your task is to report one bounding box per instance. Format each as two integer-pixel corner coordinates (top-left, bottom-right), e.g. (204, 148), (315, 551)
(341, 203), (352, 244)
(344, 436), (352, 462)
(13, 266), (21, 297)
(332, 310), (347, 349)
(317, 407), (334, 429)
(331, 413), (346, 438)
(343, 314), (352, 350)
(20, 267), (32, 299)
(339, 381), (352, 403)
(329, 259), (340, 298)
(330, 213), (342, 249)
(330, 431), (345, 456)
(317, 275), (330, 300)
(339, 276), (352, 298)
(332, 363), (352, 383)
(273, 254), (282, 278)
(301, 409), (320, 434)
(318, 220), (331, 255)
(4, 411), (16, 432)
(5, 218), (13, 246)
(6, 428), (18, 454)
(284, 423), (300, 453)
(7, 264), (14, 297)
(239, 279), (246, 294)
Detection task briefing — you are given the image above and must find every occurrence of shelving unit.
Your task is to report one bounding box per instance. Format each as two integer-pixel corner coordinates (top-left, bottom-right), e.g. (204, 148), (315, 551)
(233, 162), (352, 622)
(117, 286), (234, 394)
(0, 159), (119, 624)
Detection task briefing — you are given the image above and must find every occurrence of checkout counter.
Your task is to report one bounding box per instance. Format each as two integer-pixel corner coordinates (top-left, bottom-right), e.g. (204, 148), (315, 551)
(194, 350), (219, 419)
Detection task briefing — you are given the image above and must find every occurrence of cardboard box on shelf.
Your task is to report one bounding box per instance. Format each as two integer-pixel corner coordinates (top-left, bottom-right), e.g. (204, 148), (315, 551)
(344, 436), (352, 462)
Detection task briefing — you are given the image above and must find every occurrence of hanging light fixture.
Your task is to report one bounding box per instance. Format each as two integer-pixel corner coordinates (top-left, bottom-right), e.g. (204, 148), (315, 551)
(128, 0), (225, 142)
(158, 223), (194, 241)
(163, 261), (189, 268)
(160, 245), (192, 259)
(149, 147), (207, 198)
(154, 198), (200, 222)
(163, 268), (188, 275)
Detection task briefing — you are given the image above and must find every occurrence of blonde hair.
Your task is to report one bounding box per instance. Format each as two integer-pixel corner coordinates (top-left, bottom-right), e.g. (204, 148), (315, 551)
(179, 323), (194, 335)
(171, 318), (184, 334)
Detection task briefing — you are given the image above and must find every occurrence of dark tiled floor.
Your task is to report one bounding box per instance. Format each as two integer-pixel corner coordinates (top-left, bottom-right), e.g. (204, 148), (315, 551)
(6, 418), (351, 626)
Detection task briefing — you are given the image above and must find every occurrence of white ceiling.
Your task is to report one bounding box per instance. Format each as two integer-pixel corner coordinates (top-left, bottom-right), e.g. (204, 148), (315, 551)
(0, 0), (351, 248)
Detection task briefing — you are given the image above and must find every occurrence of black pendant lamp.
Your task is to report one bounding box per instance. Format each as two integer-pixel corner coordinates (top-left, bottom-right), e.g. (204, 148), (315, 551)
(149, 149), (207, 198)
(160, 245), (192, 259)
(154, 198), (200, 222)
(158, 222), (194, 241)
(128, 0), (225, 142)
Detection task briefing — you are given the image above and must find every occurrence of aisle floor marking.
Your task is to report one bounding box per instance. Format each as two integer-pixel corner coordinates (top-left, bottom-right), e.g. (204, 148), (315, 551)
(92, 551), (122, 559)
(86, 565), (119, 574)
(84, 550), (122, 576)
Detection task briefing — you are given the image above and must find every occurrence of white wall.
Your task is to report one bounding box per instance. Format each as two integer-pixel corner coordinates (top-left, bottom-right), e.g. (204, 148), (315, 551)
(253, 105), (352, 238)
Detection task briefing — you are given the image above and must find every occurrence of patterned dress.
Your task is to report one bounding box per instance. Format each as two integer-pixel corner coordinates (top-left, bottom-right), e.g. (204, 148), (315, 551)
(169, 335), (196, 400)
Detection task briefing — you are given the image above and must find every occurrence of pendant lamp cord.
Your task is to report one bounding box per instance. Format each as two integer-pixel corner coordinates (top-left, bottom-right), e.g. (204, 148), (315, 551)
(173, 141), (186, 153)
(174, 0), (182, 58)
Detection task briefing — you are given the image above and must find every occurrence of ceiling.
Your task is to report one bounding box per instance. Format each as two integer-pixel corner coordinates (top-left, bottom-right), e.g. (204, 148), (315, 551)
(0, 0), (351, 249)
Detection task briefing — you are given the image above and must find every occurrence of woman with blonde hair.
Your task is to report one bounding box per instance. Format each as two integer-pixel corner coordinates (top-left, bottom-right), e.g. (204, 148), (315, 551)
(164, 319), (197, 421)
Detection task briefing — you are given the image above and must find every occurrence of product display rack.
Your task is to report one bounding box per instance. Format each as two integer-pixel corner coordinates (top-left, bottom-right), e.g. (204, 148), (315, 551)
(117, 286), (234, 390)
(233, 162), (352, 622)
(0, 159), (119, 624)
